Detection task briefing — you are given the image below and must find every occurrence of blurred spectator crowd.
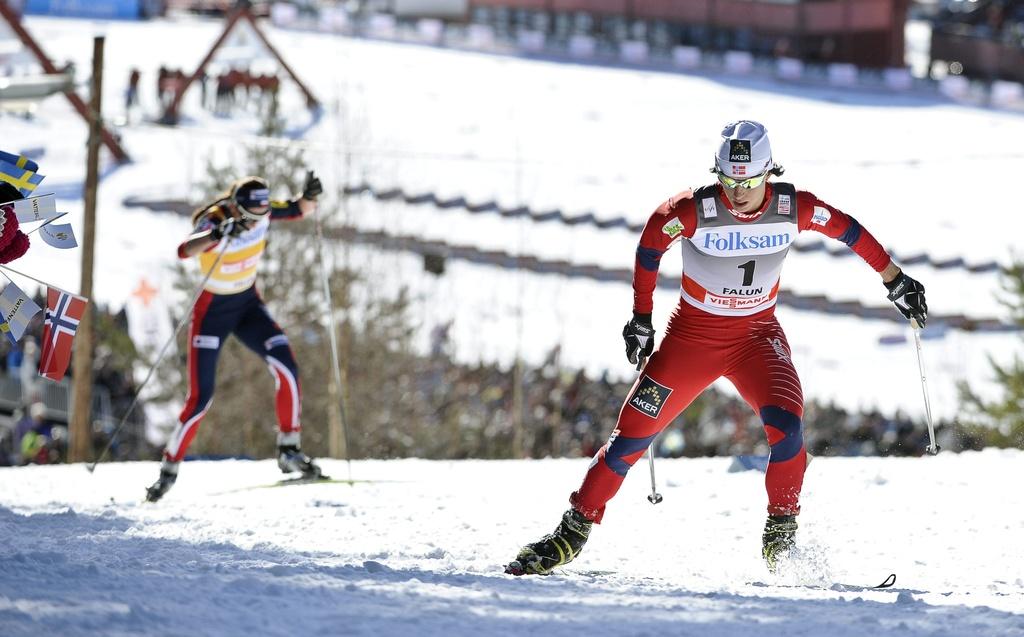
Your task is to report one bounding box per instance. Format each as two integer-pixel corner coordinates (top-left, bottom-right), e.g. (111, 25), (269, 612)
(146, 66), (281, 118)
(0, 295), (147, 467)
(931, 0), (1024, 44)
(414, 335), (969, 461)
(0, 308), (981, 467)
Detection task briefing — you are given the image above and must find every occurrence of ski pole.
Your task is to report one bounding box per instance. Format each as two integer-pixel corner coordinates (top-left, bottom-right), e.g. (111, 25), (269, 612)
(87, 239), (231, 472)
(637, 354), (663, 505)
(313, 201), (353, 482)
(910, 319), (940, 455)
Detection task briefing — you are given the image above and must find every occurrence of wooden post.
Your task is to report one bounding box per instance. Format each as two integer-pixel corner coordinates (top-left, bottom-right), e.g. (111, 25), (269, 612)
(512, 357), (524, 457)
(69, 36), (103, 463)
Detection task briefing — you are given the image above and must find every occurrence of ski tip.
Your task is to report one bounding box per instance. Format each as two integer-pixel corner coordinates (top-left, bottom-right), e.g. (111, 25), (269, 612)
(876, 573), (897, 589)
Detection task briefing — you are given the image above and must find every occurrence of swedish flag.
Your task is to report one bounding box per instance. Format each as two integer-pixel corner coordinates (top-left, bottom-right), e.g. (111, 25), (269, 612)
(0, 150), (44, 196)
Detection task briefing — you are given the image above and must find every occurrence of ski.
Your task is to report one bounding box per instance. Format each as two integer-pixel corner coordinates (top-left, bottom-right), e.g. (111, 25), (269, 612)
(750, 573), (897, 592)
(270, 474), (335, 487)
(212, 476), (397, 495)
(830, 573), (897, 591)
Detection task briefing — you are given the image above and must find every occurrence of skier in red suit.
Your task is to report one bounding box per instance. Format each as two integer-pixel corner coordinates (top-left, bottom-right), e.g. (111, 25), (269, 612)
(507, 120), (928, 575)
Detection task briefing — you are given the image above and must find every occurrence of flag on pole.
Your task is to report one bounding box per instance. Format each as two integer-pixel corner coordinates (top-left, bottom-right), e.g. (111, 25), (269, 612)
(0, 150), (39, 173)
(8, 193), (59, 223)
(0, 150), (44, 196)
(0, 280), (42, 344)
(39, 287), (88, 382)
(39, 221), (77, 249)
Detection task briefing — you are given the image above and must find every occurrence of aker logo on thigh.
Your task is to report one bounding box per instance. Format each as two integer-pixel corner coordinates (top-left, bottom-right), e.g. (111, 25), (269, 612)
(627, 376), (672, 419)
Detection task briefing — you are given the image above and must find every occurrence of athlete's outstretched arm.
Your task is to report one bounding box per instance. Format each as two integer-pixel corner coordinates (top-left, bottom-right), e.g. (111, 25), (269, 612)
(797, 191), (926, 324)
(270, 171), (321, 221)
(177, 213), (225, 259)
(796, 191), (893, 279)
(633, 189), (695, 314)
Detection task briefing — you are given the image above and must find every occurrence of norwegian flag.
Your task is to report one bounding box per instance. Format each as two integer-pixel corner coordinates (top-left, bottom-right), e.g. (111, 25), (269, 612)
(39, 287), (88, 382)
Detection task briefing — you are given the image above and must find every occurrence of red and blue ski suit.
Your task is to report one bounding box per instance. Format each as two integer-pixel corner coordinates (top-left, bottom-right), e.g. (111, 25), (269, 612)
(570, 183), (893, 522)
(162, 199), (306, 463)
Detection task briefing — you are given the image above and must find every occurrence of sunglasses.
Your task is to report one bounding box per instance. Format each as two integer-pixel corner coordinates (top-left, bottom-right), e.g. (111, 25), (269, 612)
(716, 170), (770, 190)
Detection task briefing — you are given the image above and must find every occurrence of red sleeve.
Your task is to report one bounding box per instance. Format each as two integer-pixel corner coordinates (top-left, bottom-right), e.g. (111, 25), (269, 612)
(177, 211), (220, 259)
(633, 189), (696, 314)
(796, 191), (891, 272)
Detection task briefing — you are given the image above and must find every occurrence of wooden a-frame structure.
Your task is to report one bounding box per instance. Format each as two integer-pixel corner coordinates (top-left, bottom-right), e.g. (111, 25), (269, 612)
(0, 1), (130, 162)
(162, 3), (320, 124)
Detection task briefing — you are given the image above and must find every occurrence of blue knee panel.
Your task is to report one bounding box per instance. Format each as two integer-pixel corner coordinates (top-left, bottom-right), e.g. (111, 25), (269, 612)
(760, 406), (803, 463)
(604, 432), (658, 476)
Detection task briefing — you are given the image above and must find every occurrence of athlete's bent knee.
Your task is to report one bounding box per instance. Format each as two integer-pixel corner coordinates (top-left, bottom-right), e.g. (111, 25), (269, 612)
(760, 405), (803, 463)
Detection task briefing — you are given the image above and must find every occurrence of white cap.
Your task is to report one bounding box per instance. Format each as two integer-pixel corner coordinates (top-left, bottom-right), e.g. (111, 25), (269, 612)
(715, 120), (773, 178)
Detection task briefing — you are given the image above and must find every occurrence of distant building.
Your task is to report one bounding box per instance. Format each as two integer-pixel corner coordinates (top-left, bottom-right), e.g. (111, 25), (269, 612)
(467, 0), (911, 68)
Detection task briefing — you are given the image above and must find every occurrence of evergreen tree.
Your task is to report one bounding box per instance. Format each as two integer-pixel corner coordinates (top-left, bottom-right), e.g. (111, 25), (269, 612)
(958, 258), (1024, 447)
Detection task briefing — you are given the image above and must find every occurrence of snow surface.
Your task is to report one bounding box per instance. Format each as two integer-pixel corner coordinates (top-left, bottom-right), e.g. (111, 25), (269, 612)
(1, 454), (1023, 636)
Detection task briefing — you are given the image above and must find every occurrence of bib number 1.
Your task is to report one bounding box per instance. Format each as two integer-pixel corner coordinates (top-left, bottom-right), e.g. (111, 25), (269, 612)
(738, 260), (755, 287)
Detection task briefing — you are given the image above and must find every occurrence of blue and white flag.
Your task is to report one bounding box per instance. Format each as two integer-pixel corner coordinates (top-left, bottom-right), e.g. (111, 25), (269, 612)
(0, 280), (42, 344)
(0, 151), (38, 173)
(0, 150), (44, 197)
(40, 221), (77, 249)
(8, 193), (59, 223)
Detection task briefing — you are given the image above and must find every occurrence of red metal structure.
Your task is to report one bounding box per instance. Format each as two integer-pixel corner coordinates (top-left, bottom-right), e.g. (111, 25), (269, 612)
(161, 3), (319, 124)
(0, 0), (130, 162)
(470, 0), (911, 68)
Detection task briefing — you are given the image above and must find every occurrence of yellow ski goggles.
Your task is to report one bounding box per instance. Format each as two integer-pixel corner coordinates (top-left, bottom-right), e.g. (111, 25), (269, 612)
(716, 170), (770, 190)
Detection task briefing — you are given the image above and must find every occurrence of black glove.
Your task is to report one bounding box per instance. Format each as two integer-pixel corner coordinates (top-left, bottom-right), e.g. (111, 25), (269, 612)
(622, 313), (655, 367)
(885, 271), (927, 327)
(210, 217), (249, 241)
(302, 170), (322, 200)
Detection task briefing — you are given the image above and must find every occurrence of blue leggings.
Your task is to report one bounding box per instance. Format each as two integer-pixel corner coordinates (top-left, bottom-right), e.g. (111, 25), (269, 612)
(163, 287), (301, 461)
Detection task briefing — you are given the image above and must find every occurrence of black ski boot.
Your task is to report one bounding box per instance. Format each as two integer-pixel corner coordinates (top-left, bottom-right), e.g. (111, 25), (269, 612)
(762, 514), (797, 572)
(145, 462), (179, 503)
(277, 445), (323, 479)
(505, 509), (593, 576)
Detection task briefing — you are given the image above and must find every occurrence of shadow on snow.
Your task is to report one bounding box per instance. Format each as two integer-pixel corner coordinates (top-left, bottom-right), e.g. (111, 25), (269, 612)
(0, 505), (1018, 637)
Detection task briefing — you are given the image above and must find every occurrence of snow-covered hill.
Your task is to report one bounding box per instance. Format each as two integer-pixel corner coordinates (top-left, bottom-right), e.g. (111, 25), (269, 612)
(1, 454), (1022, 636)
(3, 15), (1024, 420)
